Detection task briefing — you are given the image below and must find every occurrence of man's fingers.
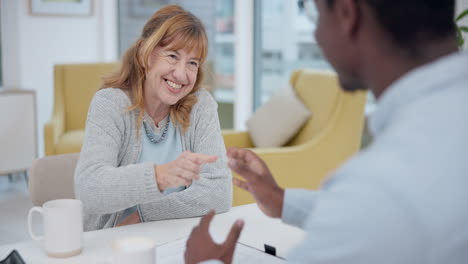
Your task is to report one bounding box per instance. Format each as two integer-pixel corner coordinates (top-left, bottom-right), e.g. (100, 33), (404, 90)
(226, 147), (238, 159)
(228, 148), (266, 176)
(233, 178), (249, 192)
(228, 158), (258, 181)
(227, 147), (258, 163)
(227, 147), (247, 163)
(199, 210), (216, 230)
(223, 219), (244, 250)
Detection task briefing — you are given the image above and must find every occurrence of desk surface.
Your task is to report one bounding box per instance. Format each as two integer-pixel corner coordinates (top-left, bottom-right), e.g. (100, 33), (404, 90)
(0, 204), (304, 263)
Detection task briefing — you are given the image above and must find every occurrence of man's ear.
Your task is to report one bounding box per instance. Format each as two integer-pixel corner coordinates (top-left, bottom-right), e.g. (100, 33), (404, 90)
(334, 0), (361, 40)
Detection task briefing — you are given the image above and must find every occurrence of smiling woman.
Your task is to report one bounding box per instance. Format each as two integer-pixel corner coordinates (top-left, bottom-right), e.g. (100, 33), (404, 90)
(74, 5), (232, 231)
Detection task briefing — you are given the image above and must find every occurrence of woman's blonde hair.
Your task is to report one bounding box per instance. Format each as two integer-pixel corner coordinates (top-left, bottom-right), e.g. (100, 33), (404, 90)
(102, 5), (208, 133)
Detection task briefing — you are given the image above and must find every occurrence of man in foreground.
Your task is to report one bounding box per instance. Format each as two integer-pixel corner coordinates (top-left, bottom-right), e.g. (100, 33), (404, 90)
(185, 0), (468, 263)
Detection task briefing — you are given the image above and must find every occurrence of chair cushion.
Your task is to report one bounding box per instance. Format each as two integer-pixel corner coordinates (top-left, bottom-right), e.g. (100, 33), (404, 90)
(56, 130), (85, 155)
(246, 87), (312, 147)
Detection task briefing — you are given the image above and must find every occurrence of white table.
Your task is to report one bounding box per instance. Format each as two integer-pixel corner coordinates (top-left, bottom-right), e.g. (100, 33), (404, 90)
(0, 204), (304, 263)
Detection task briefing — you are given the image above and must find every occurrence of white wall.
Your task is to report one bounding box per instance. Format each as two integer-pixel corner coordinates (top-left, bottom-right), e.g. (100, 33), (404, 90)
(1, 0), (117, 157)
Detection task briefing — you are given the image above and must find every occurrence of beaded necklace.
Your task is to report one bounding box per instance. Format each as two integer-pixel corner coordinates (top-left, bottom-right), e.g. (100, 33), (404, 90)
(143, 116), (170, 144)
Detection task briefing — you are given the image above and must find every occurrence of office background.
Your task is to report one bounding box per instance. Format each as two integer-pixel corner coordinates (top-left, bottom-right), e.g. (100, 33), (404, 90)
(0, 0), (467, 157)
(0, 0), (467, 247)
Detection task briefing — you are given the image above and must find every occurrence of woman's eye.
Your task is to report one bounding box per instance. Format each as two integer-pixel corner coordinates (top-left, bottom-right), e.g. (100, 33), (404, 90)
(187, 61), (199, 71)
(166, 54), (178, 64)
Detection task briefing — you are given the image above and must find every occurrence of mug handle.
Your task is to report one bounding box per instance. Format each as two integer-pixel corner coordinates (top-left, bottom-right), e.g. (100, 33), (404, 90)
(28, 207), (44, 241)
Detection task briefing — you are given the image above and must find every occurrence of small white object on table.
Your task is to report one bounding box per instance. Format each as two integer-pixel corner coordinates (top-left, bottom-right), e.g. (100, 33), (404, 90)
(0, 204), (305, 263)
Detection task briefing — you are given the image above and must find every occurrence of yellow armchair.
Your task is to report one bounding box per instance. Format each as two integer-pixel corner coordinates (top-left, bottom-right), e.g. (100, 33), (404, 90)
(224, 69), (367, 206)
(44, 63), (119, 156)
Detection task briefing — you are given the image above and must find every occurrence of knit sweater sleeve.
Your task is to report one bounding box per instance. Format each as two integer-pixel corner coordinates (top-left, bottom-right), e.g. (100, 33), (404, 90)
(139, 91), (232, 221)
(74, 89), (163, 215)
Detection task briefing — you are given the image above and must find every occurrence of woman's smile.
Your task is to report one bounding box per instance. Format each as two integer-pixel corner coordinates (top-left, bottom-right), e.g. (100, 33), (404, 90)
(163, 78), (185, 94)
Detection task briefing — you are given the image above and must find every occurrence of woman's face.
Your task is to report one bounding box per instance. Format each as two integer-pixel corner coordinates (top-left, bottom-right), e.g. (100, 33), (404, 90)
(144, 45), (200, 107)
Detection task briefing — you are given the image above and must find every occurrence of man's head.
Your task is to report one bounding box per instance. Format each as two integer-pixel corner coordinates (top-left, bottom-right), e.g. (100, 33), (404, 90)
(312, 0), (456, 94)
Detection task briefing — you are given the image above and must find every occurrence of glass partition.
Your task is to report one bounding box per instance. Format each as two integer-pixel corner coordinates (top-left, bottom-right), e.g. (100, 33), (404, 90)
(253, 0), (330, 109)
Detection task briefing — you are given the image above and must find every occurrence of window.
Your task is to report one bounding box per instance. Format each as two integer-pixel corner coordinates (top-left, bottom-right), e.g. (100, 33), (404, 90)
(253, 0), (330, 109)
(212, 0), (234, 102)
(253, 0), (376, 116)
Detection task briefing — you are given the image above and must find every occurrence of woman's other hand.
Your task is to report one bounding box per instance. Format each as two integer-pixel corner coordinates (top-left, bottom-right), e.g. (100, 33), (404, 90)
(154, 151), (217, 191)
(115, 211), (141, 227)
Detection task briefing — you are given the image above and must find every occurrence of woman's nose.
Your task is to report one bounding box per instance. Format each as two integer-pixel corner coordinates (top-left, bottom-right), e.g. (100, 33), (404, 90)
(172, 62), (188, 83)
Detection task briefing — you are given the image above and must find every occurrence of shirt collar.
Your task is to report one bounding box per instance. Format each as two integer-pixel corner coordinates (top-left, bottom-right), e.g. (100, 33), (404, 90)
(368, 51), (468, 136)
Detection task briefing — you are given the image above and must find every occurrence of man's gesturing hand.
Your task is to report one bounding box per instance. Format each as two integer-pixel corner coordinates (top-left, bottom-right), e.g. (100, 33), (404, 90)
(227, 147), (284, 218)
(184, 210), (244, 264)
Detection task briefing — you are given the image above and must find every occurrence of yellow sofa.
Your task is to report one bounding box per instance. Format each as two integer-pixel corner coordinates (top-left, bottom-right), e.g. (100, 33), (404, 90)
(44, 63), (119, 156)
(223, 69), (367, 206)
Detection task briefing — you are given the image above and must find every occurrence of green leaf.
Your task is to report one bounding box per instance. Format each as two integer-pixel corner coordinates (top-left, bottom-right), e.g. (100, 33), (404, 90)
(457, 28), (465, 48)
(457, 36), (464, 48)
(460, 26), (468, 33)
(456, 9), (468, 22)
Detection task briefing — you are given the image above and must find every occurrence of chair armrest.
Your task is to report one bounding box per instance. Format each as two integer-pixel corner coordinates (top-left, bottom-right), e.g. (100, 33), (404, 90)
(44, 111), (65, 156)
(232, 140), (351, 206)
(222, 130), (254, 148)
(253, 145), (332, 189)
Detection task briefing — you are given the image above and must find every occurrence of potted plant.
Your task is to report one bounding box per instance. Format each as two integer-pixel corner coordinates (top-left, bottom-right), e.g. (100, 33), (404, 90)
(456, 8), (468, 47)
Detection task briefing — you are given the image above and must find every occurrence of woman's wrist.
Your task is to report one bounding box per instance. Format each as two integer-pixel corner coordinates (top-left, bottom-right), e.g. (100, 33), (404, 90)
(154, 164), (167, 191)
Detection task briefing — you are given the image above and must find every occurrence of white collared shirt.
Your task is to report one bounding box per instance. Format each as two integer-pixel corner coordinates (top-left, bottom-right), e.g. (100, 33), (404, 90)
(282, 51), (468, 263)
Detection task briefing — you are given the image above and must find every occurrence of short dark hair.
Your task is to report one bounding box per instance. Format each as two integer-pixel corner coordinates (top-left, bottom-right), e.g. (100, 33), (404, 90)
(326, 0), (456, 55)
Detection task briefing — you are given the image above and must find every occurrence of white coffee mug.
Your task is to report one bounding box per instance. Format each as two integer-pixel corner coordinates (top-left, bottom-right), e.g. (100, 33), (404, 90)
(27, 199), (83, 258)
(112, 237), (156, 264)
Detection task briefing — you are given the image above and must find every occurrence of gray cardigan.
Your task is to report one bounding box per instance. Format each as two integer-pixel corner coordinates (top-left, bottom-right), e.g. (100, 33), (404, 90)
(74, 88), (232, 231)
